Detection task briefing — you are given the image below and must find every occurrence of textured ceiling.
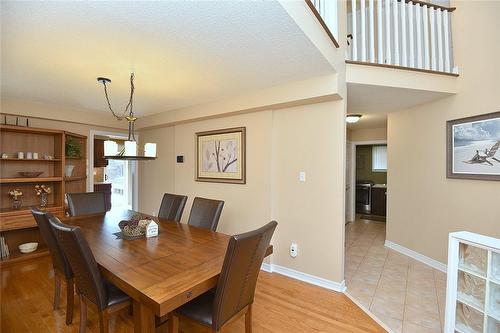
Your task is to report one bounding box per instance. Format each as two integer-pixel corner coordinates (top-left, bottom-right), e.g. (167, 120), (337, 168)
(1, 1), (333, 116)
(347, 82), (452, 129)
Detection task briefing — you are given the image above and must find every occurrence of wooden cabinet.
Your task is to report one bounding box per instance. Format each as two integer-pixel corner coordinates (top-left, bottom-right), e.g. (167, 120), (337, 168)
(94, 183), (111, 211)
(371, 187), (387, 216)
(0, 125), (87, 266)
(94, 139), (108, 167)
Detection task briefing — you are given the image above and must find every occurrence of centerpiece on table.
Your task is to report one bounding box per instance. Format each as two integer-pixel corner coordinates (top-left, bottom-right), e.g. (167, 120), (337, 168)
(117, 214), (158, 240)
(34, 185), (51, 207)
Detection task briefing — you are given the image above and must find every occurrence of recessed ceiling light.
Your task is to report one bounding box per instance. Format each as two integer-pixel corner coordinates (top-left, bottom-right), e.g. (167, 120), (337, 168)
(346, 114), (362, 123)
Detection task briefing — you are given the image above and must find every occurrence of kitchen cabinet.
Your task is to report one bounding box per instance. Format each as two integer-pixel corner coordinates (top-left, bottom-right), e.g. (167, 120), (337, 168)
(94, 139), (108, 167)
(371, 186), (387, 216)
(93, 183), (111, 211)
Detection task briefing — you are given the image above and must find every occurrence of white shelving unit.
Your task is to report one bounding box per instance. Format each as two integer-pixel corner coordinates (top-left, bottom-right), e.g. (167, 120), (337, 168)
(445, 232), (500, 333)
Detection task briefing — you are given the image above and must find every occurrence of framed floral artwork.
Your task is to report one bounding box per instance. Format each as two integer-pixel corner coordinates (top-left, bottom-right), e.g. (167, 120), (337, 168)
(196, 127), (246, 184)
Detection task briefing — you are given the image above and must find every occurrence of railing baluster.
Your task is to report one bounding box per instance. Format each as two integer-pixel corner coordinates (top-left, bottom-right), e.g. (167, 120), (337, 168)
(369, 0), (375, 62)
(401, 1), (407, 67)
(385, 0), (391, 64)
(393, 0), (399, 66)
(352, 0), (358, 61)
(423, 5), (430, 69)
(443, 9), (451, 73)
(408, 1), (415, 68)
(342, 0), (454, 73)
(437, 8), (444, 72)
(377, 0), (383, 64)
(430, 7), (437, 70)
(360, 0), (367, 61)
(416, 3), (423, 68)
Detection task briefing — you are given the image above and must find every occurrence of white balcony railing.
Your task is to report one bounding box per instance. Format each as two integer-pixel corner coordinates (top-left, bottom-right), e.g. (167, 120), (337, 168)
(307, 0), (340, 47)
(347, 0), (457, 74)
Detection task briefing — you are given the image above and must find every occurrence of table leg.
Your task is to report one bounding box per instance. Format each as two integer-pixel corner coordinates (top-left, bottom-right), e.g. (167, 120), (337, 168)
(133, 300), (156, 333)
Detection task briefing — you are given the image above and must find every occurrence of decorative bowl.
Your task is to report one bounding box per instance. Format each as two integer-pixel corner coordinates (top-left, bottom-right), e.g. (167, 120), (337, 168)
(18, 171), (43, 178)
(18, 242), (38, 254)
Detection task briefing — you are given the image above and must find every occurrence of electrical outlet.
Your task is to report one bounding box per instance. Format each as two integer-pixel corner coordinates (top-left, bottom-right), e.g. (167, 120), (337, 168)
(299, 171), (306, 182)
(290, 242), (298, 258)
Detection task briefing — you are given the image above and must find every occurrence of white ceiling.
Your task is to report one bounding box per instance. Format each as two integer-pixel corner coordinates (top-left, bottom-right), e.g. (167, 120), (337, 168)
(1, 1), (333, 116)
(347, 82), (453, 129)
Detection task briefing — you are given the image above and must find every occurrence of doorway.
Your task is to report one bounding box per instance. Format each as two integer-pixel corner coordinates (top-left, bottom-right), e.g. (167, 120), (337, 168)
(89, 130), (138, 211)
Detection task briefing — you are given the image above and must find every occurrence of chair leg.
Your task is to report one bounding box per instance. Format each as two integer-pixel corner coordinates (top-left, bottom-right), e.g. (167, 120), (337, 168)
(66, 278), (74, 325)
(99, 310), (109, 333)
(168, 312), (179, 333)
(245, 304), (253, 333)
(53, 273), (61, 310)
(79, 296), (87, 333)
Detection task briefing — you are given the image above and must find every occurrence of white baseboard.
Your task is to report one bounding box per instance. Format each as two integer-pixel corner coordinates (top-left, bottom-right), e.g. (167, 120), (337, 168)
(385, 240), (447, 273)
(261, 263), (346, 292)
(344, 292), (395, 333)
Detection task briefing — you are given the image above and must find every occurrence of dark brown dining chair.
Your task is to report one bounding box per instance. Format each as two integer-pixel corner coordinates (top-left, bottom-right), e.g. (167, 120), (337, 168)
(47, 215), (131, 333)
(187, 197), (224, 231)
(32, 208), (75, 325)
(158, 193), (188, 222)
(67, 192), (106, 216)
(169, 221), (278, 333)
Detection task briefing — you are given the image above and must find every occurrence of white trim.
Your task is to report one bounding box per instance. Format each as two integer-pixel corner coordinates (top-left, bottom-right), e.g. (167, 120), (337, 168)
(344, 292), (395, 333)
(348, 140), (387, 222)
(260, 263), (346, 292)
(384, 240), (447, 272)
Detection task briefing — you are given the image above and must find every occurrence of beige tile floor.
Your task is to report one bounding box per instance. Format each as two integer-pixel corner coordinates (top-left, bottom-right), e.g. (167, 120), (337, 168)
(345, 217), (447, 333)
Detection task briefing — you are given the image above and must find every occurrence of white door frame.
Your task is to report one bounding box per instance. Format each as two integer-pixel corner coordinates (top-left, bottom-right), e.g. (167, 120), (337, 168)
(347, 140), (387, 222)
(89, 130), (139, 211)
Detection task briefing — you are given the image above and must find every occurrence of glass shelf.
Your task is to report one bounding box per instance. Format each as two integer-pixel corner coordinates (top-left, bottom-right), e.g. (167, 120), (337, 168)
(486, 316), (500, 333)
(460, 243), (488, 278)
(456, 301), (484, 333)
(458, 270), (486, 311)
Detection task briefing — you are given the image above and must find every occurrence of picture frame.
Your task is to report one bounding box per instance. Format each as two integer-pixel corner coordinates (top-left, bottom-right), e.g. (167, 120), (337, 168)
(447, 111), (500, 181)
(195, 127), (246, 184)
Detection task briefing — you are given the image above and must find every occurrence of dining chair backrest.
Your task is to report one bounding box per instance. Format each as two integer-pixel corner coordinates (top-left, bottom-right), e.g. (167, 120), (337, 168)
(187, 197), (224, 231)
(48, 214), (108, 311)
(67, 192), (106, 216)
(31, 208), (73, 279)
(212, 220), (277, 331)
(158, 193), (188, 222)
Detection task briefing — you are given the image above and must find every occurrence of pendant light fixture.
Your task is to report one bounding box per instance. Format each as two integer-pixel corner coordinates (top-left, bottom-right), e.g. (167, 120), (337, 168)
(97, 73), (157, 160)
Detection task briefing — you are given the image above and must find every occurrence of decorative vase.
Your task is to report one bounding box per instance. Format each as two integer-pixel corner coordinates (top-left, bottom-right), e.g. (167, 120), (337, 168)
(12, 197), (22, 209)
(65, 165), (75, 177)
(40, 192), (48, 207)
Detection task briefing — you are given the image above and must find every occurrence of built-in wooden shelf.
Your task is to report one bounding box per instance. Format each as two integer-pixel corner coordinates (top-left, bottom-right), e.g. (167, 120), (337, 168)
(64, 176), (87, 182)
(0, 177), (63, 184)
(65, 157), (84, 160)
(0, 204), (63, 216)
(0, 158), (62, 162)
(0, 248), (49, 267)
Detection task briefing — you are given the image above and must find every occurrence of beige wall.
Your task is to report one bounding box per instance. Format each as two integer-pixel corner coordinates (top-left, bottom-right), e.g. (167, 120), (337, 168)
(348, 127), (387, 142)
(387, 0), (500, 264)
(139, 100), (346, 282)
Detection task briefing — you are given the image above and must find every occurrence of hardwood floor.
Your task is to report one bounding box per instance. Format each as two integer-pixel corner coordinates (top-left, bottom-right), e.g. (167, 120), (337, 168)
(1, 256), (385, 332)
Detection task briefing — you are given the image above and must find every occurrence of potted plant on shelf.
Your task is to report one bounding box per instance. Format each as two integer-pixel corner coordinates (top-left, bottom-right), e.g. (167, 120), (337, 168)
(8, 189), (23, 209)
(34, 185), (51, 207)
(65, 136), (81, 158)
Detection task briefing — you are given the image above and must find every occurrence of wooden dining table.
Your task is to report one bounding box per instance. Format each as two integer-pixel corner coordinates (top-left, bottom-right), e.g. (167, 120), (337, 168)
(62, 209), (272, 333)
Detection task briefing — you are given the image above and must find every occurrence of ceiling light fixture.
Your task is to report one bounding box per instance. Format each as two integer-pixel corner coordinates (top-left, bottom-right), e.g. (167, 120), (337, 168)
(346, 114), (362, 124)
(97, 73), (157, 160)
